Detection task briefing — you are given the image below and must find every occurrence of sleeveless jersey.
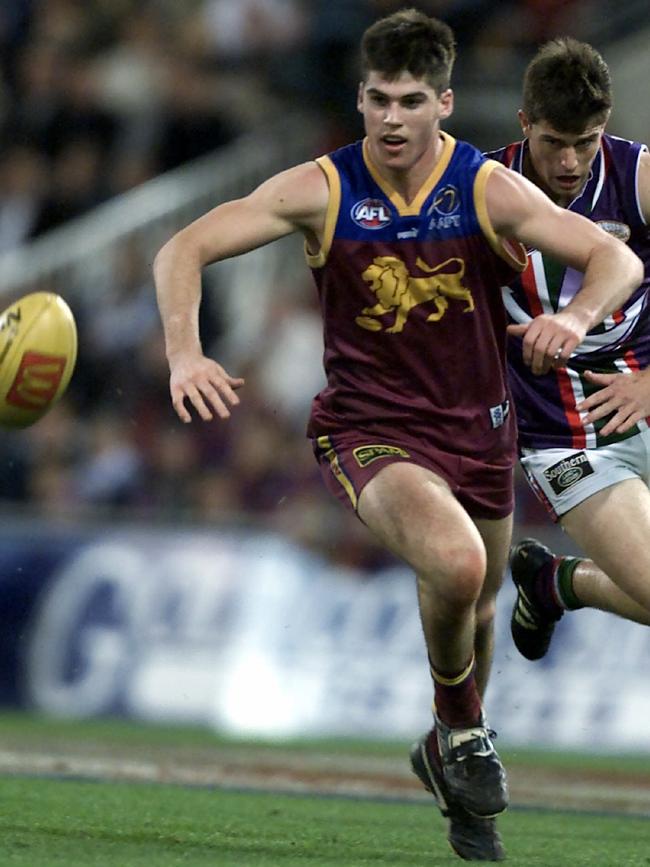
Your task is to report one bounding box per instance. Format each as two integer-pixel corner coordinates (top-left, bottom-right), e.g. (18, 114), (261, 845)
(488, 134), (650, 450)
(306, 133), (526, 460)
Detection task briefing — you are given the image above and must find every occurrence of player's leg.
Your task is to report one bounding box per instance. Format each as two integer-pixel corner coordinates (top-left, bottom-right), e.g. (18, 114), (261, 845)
(510, 481), (650, 661)
(358, 461), (508, 820)
(358, 461), (484, 697)
(512, 443), (650, 660)
(313, 438), (507, 851)
(560, 478), (650, 620)
(472, 513), (514, 697)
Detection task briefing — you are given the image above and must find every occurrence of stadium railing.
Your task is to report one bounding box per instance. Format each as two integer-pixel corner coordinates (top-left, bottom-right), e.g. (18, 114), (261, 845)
(0, 114), (323, 339)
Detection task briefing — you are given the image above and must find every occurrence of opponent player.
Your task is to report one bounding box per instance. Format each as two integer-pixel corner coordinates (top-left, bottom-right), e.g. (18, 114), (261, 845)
(154, 11), (642, 862)
(487, 39), (650, 670)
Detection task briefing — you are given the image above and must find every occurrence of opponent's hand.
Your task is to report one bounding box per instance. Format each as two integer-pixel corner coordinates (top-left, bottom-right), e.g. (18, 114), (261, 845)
(507, 311), (586, 375)
(576, 369), (650, 436)
(169, 354), (245, 423)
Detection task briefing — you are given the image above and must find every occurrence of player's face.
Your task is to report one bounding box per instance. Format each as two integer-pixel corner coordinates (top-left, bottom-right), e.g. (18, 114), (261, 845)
(520, 112), (606, 206)
(358, 71), (453, 175)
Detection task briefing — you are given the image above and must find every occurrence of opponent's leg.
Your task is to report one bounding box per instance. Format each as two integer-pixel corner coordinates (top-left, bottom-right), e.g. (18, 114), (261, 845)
(561, 478), (650, 618)
(570, 559), (650, 622)
(511, 479), (650, 660)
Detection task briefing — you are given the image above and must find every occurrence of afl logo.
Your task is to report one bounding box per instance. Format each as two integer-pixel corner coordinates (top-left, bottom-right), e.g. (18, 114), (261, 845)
(351, 198), (392, 230)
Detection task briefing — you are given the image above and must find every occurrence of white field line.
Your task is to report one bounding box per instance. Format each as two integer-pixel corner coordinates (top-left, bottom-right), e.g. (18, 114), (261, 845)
(0, 748), (648, 815)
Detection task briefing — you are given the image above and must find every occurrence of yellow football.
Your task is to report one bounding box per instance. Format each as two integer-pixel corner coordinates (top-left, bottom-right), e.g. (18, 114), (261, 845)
(0, 291), (78, 429)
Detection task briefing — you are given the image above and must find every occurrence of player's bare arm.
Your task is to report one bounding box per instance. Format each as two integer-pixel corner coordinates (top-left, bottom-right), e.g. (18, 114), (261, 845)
(637, 149), (650, 223)
(154, 161), (329, 423)
(576, 368), (650, 435)
(486, 165), (643, 374)
(570, 151), (650, 434)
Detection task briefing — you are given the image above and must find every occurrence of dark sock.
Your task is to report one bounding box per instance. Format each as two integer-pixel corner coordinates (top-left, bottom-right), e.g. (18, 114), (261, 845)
(555, 557), (583, 610)
(536, 555), (582, 615)
(535, 556), (565, 617)
(431, 657), (482, 728)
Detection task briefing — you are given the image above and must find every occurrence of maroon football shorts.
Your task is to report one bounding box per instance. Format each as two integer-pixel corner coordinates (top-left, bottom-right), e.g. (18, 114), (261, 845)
(312, 430), (514, 521)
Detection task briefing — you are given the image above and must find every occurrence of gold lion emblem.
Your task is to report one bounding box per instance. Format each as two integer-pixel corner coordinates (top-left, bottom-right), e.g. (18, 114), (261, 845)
(356, 256), (474, 333)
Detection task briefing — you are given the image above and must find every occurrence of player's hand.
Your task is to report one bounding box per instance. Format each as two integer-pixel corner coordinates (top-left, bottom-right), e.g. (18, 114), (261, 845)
(576, 369), (650, 436)
(169, 353), (245, 423)
(507, 311), (586, 375)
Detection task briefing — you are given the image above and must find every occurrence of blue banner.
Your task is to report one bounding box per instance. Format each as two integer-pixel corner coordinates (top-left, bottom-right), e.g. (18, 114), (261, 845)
(1, 521), (649, 749)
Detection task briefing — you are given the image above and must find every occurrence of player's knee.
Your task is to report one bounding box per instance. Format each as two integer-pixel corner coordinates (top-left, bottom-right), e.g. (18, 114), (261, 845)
(417, 543), (485, 607)
(450, 549), (486, 606)
(475, 597), (497, 631)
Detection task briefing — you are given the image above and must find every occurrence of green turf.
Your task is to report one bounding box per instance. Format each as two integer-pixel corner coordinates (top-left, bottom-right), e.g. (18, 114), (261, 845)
(2, 711), (650, 775)
(1, 712), (650, 866)
(1, 776), (650, 867)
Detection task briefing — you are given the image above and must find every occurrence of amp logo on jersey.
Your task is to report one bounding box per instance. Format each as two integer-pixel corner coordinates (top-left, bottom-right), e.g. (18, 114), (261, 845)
(543, 451), (594, 496)
(351, 198), (392, 230)
(427, 184), (461, 231)
(432, 184), (460, 215)
(356, 255), (474, 333)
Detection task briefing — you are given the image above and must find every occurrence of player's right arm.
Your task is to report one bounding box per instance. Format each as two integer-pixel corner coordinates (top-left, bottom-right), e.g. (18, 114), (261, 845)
(486, 164), (643, 374)
(573, 149), (650, 434)
(154, 161), (329, 423)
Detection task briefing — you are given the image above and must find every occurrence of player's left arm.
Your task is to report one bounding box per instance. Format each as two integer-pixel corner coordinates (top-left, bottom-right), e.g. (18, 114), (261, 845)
(574, 150), (650, 435)
(486, 164), (643, 374)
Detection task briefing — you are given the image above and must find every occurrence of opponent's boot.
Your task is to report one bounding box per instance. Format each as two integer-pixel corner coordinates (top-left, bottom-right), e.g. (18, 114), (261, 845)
(510, 537), (565, 660)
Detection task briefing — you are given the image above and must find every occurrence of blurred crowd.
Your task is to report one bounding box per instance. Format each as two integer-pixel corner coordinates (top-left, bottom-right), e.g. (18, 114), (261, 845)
(0, 0), (635, 569)
(0, 0), (615, 252)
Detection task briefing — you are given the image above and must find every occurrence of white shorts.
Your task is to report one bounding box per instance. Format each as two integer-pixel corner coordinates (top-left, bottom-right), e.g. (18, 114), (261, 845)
(519, 430), (650, 521)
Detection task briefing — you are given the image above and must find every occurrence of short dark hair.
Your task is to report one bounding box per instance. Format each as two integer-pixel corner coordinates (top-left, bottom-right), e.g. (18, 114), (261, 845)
(360, 8), (456, 94)
(523, 38), (612, 132)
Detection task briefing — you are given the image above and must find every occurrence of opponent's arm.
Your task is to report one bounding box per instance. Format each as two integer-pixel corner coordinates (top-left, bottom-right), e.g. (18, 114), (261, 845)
(575, 369), (650, 435)
(638, 149), (650, 223)
(154, 161), (329, 422)
(573, 150), (650, 434)
(487, 165), (643, 374)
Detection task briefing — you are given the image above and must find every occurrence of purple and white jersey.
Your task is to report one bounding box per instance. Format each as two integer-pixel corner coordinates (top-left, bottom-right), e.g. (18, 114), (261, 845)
(488, 134), (650, 450)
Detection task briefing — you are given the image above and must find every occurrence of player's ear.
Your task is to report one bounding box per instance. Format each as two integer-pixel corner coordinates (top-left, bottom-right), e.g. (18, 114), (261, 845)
(518, 110), (531, 136)
(357, 81), (365, 114)
(438, 88), (453, 120)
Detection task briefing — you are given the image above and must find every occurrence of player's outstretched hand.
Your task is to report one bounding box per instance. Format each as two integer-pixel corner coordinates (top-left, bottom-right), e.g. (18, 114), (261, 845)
(169, 354), (245, 423)
(576, 369), (650, 436)
(507, 311), (586, 375)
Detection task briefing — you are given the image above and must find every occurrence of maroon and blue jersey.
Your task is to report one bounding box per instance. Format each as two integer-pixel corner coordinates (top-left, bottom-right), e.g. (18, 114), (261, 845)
(306, 133), (526, 461)
(489, 134), (650, 449)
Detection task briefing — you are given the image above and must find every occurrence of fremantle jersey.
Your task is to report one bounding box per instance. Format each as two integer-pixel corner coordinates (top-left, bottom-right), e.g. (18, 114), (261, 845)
(306, 133), (526, 461)
(489, 134), (650, 450)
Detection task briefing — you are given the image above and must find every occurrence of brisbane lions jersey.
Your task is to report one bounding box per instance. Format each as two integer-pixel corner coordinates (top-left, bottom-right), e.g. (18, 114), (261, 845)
(489, 134), (650, 450)
(306, 133), (526, 460)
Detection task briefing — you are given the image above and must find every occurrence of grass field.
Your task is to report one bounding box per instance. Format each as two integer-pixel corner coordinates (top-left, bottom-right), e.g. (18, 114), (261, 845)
(1, 713), (649, 866)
